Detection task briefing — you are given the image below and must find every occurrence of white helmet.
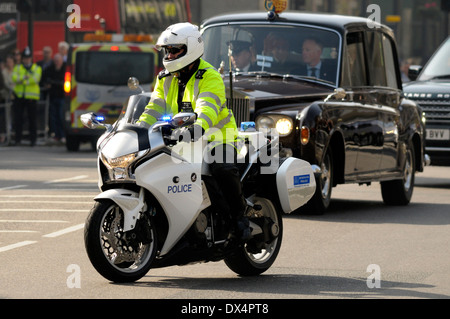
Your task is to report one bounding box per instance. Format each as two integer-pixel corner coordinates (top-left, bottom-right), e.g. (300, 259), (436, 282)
(156, 22), (204, 73)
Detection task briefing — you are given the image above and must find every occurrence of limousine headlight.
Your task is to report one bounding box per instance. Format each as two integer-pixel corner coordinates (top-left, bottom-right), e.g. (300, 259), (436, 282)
(276, 118), (293, 136)
(256, 115), (293, 136)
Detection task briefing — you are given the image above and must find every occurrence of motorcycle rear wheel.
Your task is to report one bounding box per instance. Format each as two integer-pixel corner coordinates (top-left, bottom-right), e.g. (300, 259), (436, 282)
(224, 197), (283, 276)
(84, 199), (157, 283)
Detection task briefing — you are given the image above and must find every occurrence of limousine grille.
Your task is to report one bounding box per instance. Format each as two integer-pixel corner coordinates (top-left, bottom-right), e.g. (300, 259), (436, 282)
(227, 97), (250, 126)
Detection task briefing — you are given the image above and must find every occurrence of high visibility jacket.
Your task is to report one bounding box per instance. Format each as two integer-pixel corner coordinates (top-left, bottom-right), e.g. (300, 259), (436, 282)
(12, 63), (42, 100)
(139, 59), (238, 143)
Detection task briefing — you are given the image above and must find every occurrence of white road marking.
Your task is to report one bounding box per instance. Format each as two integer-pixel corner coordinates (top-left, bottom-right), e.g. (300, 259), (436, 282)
(0, 230), (38, 233)
(0, 209), (88, 212)
(42, 223), (85, 238)
(0, 195), (94, 198)
(0, 200), (93, 204)
(0, 241), (37, 252)
(0, 220), (68, 223)
(44, 175), (89, 184)
(0, 185), (27, 191)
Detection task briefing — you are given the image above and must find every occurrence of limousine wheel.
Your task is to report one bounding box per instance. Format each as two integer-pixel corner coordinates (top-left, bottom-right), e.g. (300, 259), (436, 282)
(380, 141), (415, 205)
(307, 147), (333, 214)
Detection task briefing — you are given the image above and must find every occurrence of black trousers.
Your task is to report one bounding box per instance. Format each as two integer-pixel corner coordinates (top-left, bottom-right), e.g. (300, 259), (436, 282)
(206, 143), (247, 220)
(13, 98), (37, 145)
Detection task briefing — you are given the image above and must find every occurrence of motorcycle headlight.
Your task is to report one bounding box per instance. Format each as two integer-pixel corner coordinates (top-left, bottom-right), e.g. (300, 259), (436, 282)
(107, 153), (136, 168)
(102, 151), (145, 169)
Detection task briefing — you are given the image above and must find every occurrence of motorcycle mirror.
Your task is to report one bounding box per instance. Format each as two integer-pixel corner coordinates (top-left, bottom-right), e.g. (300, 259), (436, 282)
(81, 112), (102, 129)
(128, 77), (144, 93)
(170, 112), (197, 128)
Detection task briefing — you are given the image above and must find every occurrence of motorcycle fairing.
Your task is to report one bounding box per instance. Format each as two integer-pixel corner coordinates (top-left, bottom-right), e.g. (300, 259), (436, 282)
(94, 188), (145, 232)
(135, 152), (203, 256)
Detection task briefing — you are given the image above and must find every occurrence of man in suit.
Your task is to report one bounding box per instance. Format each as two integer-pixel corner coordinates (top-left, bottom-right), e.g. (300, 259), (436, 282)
(296, 37), (336, 83)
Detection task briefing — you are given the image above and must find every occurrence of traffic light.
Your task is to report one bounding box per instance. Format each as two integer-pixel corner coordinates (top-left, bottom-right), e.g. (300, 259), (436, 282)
(442, 0), (450, 12)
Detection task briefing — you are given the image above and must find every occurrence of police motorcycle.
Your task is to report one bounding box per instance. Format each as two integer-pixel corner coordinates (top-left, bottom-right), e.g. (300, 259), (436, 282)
(81, 77), (316, 283)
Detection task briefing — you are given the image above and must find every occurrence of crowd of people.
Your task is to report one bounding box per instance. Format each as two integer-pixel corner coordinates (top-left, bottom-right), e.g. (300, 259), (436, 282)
(0, 41), (69, 146)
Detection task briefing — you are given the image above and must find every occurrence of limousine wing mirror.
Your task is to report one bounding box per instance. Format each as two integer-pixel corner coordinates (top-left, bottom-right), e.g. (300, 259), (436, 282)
(408, 65), (422, 81)
(324, 88), (346, 103)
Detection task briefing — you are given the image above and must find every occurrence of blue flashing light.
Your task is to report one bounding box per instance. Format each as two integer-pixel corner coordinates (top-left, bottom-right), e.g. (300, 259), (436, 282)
(161, 115), (172, 122)
(96, 115), (105, 122)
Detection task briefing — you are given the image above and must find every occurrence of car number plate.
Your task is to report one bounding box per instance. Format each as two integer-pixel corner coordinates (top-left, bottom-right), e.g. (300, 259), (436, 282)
(426, 129), (450, 140)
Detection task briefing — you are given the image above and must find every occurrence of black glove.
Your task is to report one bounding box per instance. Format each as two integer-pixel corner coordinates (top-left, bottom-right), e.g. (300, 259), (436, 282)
(173, 125), (205, 142)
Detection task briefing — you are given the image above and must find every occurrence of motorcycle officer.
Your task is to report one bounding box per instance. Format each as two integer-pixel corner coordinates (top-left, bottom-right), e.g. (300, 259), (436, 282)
(138, 22), (251, 241)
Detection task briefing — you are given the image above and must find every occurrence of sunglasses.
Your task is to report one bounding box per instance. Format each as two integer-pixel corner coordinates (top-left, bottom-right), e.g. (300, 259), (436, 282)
(164, 45), (185, 55)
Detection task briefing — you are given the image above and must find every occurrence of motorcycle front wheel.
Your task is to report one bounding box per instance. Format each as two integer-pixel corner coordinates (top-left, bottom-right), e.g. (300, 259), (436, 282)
(84, 199), (157, 283)
(224, 197), (283, 276)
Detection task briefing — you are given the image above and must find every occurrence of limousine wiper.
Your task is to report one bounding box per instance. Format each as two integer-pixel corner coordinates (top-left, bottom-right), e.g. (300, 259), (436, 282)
(240, 71), (334, 85)
(284, 74), (335, 85)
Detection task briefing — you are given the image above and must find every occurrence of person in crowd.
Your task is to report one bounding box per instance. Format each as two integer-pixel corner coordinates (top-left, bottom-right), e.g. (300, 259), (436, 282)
(37, 46), (53, 71)
(400, 58), (413, 83)
(42, 53), (66, 144)
(37, 46), (53, 100)
(58, 41), (69, 62)
(0, 60), (7, 143)
(2, 55), (15, 95)
(1, 55), (15, 144)
(12, 48), (21, 65)
(11, 47), (42, 146)
(0, 57), (8, 100)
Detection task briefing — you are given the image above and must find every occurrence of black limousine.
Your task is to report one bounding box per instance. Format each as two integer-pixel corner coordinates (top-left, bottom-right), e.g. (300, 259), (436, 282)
(200, 10), (428, 214)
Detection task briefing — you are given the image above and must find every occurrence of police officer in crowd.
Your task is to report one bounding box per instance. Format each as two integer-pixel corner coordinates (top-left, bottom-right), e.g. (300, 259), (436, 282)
(11, 47), (42, 146)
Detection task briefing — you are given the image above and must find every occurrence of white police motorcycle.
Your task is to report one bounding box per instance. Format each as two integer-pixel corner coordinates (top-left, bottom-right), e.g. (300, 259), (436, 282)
(81, 77), (316, 283)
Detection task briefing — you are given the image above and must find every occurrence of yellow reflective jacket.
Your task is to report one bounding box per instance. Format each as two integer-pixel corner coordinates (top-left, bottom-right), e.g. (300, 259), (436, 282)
(12, 63), (42, 100)
(139, 59), (238, 143)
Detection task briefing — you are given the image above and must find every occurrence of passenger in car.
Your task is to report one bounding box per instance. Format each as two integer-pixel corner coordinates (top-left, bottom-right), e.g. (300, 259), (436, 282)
(262, 33), (300, 74)
(293, 37), (336, 83)
(228, 40), (258, 72)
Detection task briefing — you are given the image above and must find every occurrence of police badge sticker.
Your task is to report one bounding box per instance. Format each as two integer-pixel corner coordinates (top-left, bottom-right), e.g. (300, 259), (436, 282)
(181, 102), (194, 112)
